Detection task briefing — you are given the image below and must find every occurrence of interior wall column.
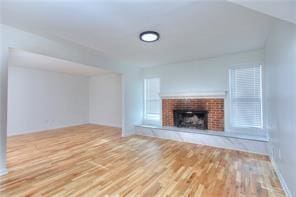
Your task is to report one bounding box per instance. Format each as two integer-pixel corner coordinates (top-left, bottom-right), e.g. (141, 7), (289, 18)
(0, 39), (9, 175)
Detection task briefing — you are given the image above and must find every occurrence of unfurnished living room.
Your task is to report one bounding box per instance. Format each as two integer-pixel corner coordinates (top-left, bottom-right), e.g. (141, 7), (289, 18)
(0, 0), (295, 196)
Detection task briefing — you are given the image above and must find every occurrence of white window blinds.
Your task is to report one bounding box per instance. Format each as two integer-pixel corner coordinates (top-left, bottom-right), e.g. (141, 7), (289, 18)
(144, 78), (160, 121)
(229, 65), (263, 129)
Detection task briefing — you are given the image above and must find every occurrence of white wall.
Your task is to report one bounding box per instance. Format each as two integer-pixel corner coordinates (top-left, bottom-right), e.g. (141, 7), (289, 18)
(265, 20), (296, 197)
(121, 68), (143, 136)
(7, 66), (89, 136)
(89, 74), (122, 128)
(143, 49), (264, 94)
(8, 67), (122, 135)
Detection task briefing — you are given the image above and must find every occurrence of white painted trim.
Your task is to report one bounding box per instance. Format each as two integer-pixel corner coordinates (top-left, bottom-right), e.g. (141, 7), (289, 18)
(89, 123), (122, 129)
(160, 91), (227, 99)
(8, 123), (89, 136)
(9, 123), (122, 137)
(0, 168), (8, 176)
(88, 122), (122, 129)
(270, 157), (292, 197)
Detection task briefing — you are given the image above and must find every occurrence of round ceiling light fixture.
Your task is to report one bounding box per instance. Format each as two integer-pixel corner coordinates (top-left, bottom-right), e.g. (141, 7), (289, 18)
(139, 31), (160, 42)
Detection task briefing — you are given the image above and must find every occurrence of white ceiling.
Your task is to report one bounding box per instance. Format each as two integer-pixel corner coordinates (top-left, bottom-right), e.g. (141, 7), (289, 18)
(8, 49), (111, 76)
(229, 0), (296, 25)
(1, 1), (275, 68)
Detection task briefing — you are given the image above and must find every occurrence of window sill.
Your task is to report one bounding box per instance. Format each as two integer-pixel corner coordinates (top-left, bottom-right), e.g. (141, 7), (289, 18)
(143, 119), (161, 126)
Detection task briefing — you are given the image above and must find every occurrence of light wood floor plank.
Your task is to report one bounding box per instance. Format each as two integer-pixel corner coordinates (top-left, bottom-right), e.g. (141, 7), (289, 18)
(0, 124), (284, 196)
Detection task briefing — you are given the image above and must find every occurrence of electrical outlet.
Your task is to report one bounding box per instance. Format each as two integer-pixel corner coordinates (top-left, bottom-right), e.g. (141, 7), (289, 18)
(292, 190), (296, 197)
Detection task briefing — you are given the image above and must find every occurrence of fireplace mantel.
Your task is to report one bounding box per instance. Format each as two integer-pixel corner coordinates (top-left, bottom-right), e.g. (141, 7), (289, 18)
(160, 91), (227, 99)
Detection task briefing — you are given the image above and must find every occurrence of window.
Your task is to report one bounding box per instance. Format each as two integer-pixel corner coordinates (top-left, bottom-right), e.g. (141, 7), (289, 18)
(229, 65), (263, 129)
(144, 78), (161, 123)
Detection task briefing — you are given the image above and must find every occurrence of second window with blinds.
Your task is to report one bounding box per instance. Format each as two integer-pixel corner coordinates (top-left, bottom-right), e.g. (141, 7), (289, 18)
(144, 77), (161, 125)
(229, 65), (263, 134)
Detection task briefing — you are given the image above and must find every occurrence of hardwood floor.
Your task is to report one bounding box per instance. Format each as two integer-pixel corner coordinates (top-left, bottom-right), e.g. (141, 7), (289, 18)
(0, 124), (284, 196)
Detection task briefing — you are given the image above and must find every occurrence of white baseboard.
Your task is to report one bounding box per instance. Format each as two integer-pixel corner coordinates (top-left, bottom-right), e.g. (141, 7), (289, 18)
(88, 122), (122, 129)
(0, 168), (8, 176)
(8, 122), (90, 137)
(270, 157), (292, 197)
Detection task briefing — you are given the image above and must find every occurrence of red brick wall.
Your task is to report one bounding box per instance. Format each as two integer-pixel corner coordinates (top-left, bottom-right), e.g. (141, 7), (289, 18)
(162, 99), (224, 131)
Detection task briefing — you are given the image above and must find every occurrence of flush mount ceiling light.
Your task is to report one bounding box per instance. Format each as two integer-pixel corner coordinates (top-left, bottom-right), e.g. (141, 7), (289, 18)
(140, 31), (160, 42)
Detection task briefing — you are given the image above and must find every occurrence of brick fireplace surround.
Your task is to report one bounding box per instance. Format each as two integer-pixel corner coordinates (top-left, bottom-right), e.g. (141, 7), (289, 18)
(162, 99), (224, 131)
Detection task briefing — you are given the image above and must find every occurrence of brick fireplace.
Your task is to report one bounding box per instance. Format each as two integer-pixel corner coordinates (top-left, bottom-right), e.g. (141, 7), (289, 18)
(162, 98), (224, 131)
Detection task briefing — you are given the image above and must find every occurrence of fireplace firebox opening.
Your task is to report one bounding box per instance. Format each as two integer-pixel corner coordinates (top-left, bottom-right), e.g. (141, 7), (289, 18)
(173, 109), (208, 130)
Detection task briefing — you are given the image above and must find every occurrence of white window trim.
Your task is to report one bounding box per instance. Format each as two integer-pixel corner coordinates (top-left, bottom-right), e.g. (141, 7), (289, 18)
(227, 63), (266, 137)
(143, 77), (161, 125)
